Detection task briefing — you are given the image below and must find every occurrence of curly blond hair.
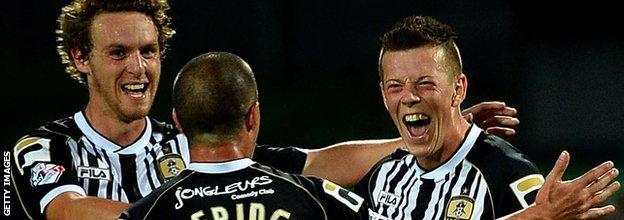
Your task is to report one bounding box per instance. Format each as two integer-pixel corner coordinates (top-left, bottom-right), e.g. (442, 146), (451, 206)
(57, 0), (175, 84)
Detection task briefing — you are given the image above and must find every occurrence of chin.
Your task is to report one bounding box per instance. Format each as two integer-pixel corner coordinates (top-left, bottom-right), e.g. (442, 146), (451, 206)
(120, 108), (150, 122)
(403, 137), (436, 155)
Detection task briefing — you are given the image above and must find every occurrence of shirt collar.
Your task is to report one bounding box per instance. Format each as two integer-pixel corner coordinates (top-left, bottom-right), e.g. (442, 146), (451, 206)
(412, 124), (482, 181)
(188, 158), (255, 174)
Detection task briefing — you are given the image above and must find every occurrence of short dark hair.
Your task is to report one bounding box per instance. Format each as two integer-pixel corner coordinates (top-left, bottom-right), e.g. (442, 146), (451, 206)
(57, 0), (175, 84)
(173, 52), (258, 142)
(378, 15), (462, 81)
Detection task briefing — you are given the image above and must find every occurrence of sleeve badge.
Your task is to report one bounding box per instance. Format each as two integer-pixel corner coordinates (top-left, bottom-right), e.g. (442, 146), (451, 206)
(30, 162), (66, 186)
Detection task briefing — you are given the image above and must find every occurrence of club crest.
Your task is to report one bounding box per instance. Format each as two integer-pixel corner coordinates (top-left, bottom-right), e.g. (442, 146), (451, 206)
(445, 195), (474, 220)
(158, 154), (186, 180)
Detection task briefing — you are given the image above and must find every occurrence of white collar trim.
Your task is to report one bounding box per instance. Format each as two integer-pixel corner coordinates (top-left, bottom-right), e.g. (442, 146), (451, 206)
(73, 111), (152, 154)
(416, 124), (482, 180)
(188, 158), (255, 174)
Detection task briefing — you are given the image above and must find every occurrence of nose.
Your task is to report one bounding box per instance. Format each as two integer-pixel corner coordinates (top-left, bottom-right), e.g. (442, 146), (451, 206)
(125, 51), (146, 76)
(401, 83), (421, 107)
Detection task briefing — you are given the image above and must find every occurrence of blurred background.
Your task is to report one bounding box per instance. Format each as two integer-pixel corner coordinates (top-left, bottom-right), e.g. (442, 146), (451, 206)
(2, 0), (622, 218)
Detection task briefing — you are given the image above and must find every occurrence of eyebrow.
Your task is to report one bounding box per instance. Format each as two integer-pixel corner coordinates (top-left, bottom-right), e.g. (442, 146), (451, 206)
(385, 76), (432, 83)
(140, 43), (159, 49)
(104, 44), (128, 51)
(105, 43), (159, 50)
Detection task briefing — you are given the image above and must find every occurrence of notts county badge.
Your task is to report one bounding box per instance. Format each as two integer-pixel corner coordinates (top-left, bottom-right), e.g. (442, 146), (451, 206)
(158, 154), (186, 180)
(445, 195), (474, 220)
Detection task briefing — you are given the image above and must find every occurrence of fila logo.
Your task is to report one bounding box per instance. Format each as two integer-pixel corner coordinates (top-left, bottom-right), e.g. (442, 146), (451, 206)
(378, 191), (401, 208)
(78, 166), (111, 181)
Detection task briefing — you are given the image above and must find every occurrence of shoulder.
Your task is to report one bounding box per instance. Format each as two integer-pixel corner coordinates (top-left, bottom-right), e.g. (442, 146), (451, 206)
(466, 132), (544, 211)
(466, 132), (539, 173)
(368, 148), (411, 175)
(251, 164), (365, 217)
(252, 145), (308, 174)
(466, 132), (543, 197)
(13, 116), (79, 164)
(149, 117), (180, 138)
(29, 116), (82, 141)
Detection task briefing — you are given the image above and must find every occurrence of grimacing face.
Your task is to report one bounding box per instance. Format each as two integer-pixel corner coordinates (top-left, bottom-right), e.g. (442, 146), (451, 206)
(380, 46), (462, 160)
(76, 12), (161, 122)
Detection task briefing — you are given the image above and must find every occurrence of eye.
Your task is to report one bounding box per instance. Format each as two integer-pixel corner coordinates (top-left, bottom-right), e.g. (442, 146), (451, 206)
(418, 81), (435, 86)
(109, 49), (126, 60)
(141, 47), (158, 59)
(385, 83), (403, 92)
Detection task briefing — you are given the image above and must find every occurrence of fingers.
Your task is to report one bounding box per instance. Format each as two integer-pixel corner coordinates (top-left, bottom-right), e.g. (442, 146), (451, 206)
(476, 101), (516, 114)
(462, 102), (518, 126)
(577, 205), (616, 219)
(576, 161), (615, 186)
(589, 181), (621, 205)
(545, 151), (570, 184)
(482, 116), (520, 128)
(463, 113), (474, 123)
(462, 101), (508, 116)
(587, 168), (619, 194)
(497, 107), (517, 116)
(485, 127), (516, 136)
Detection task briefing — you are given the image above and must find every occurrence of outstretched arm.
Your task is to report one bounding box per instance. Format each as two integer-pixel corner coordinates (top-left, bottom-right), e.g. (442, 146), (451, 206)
(500, 151), (620, 219)
(46, 192), (130, 220)
(303, 138), (402, 187)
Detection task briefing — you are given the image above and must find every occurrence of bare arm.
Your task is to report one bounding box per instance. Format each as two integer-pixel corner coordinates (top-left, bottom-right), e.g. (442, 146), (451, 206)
(302, 138), (402, 187)
(46, 192), (130, 220)
(499, 151), (620, 219)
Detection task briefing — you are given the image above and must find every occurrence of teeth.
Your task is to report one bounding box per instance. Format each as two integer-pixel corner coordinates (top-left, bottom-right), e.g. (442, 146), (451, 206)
(404, 114), (429, 122)
(123, 84), (145, 91)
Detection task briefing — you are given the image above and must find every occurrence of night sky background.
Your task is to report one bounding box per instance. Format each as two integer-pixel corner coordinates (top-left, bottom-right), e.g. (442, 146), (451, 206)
(2, 0), (622, 218)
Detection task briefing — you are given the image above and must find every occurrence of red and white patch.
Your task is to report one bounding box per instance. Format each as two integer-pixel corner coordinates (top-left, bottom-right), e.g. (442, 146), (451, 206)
(30, 163), (66, 186)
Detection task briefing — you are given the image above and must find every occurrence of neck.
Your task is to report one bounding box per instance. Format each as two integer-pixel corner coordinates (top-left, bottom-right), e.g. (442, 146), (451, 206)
(189, 137), (253, 162)
(84, 104), (146, 147)
(418, 110), (471, 170)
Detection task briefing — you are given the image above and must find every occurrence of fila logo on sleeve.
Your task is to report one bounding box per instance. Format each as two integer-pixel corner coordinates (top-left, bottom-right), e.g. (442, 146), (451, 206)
(77, 166), (111, 181)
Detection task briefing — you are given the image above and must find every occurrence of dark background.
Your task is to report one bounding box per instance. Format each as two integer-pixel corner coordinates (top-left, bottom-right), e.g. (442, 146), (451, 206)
(2, 0), (622, 218)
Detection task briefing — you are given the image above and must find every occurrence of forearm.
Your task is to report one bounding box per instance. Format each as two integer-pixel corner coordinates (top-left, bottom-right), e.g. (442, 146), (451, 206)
(46, 192), (130, 220)
(303, 138), (402, 187)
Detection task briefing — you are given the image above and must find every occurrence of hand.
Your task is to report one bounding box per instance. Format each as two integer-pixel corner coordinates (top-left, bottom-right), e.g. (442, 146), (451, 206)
(462, 101), (519, 136)
(534, 151), (620, 219)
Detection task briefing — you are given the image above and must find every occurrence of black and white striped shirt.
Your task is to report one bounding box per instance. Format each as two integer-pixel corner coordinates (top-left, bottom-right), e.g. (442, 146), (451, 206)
(355, 125), (544, 220)
(12, 111), (189, 219)
(11, 111), (308, 220)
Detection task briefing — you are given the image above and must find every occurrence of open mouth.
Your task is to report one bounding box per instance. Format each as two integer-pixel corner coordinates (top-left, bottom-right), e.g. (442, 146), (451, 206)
(403, 113), (431, 138)
(121, 83), (149, 99)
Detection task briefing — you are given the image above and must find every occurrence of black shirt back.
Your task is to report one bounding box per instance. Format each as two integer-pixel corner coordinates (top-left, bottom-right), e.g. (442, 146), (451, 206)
(121, 158), (367, 220)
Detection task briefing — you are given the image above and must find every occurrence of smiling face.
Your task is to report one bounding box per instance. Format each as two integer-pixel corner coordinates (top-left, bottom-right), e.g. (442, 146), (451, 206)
(75, 12), (161, 122)
(380, 45), (466, 162)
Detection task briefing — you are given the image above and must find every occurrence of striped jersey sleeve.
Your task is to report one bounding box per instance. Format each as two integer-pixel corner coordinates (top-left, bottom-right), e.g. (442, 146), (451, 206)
(11, 119), (85, 220)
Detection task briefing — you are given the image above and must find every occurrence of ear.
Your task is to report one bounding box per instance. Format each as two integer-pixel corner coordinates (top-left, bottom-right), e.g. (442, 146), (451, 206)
(451, 73), (468, 107)
(380, 82), (389, 111)
(171, 109), (183, 132)
(71, 47), (91, 74)
(245, 102), (261, 137)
